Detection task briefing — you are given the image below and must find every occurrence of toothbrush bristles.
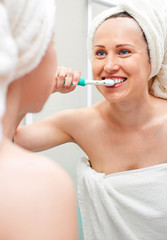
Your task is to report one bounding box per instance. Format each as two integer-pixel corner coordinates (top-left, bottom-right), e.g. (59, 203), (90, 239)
(104, 79), (115, 86)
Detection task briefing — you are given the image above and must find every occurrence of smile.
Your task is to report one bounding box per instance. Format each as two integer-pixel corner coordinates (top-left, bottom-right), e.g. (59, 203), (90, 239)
(102, 77), (127, 87)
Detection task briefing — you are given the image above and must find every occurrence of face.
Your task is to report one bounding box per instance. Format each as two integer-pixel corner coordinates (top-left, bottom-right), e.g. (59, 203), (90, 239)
(92, 17), (151, 102)
(21, 36), (57, 112)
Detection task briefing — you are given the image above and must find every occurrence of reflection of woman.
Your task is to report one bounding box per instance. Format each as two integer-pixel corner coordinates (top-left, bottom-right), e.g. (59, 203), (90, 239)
(0, 0), (77, 239)
(15, 0), (167, 239)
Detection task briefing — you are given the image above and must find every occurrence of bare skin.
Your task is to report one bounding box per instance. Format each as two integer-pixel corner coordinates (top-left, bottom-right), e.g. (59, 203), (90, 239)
(15, 17), (167, 176)
(0, 140), (77, 240)
(0, 38), (78, 240)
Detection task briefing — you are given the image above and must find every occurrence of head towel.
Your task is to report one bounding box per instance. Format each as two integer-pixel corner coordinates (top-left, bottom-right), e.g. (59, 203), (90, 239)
(87, 0), (167, 99)
(0, 0), (56, 141)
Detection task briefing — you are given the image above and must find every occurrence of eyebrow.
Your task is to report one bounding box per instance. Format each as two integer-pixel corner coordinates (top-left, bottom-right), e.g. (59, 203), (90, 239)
(94, 44), (135, 48)
(116, 44), (135, 48)
(94, 45), (105, 48)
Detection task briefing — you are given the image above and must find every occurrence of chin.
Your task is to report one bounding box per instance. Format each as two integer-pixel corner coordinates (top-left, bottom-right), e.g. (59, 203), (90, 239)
(105, 92), (129, 103)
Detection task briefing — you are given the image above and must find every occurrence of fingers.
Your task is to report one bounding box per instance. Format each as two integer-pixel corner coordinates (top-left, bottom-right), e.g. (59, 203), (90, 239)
(73, 70), (81, 86)
(54, 66), (81, 93)
(56, 66), (70, 89)
(64, 71), (73, 88)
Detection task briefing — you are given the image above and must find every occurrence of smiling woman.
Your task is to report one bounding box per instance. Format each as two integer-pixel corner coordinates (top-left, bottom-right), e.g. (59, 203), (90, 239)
(14, 0), (167, 239)
(92, 15), (151, 100)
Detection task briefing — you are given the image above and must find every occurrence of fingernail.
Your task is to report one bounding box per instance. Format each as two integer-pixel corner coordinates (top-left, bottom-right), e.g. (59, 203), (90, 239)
(73, 81), (77, 86)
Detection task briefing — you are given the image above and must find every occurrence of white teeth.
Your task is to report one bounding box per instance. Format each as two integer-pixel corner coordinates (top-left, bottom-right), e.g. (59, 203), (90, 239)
(115, 79), (124, 83)
(103, 78), (126, 84)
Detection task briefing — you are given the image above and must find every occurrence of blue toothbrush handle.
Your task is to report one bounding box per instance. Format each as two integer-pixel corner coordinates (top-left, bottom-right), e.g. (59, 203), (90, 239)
(64, 78), (86, 86)
(77, 78), (86, 86)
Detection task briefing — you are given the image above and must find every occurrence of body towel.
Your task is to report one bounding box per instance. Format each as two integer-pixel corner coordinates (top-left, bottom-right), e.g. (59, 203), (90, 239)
(78, 157), (167, 240)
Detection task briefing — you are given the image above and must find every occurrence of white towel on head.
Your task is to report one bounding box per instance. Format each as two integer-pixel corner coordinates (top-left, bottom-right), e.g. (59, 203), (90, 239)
(0, 0), (56, 142)
(0, 3), (17, 83)
(87, 0), (167, 99)
(6, 0), (56, 80)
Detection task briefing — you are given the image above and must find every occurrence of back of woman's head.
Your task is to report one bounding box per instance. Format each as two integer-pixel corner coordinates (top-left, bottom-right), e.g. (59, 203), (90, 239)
(0, 0), (56, 141)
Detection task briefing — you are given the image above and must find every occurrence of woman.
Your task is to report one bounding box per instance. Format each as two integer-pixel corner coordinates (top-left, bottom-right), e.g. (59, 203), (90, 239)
(15, 0), (167, 239)
(0, 0), (77, 239)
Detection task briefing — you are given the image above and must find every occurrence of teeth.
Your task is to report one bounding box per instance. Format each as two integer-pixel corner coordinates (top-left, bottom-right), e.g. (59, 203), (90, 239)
(102, 78), (127, 84)
(115, 79), (124, 83)
(105, 78), (125, 83)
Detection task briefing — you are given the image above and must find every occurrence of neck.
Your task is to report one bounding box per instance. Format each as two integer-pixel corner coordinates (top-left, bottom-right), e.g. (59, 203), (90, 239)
(2, 81), (23, 141)
(106, 94), (157, 130)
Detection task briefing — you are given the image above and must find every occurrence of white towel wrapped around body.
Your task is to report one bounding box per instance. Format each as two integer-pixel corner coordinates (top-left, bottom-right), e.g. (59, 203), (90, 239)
(87, 0), (167, 99)
(78, 157), (167, 240)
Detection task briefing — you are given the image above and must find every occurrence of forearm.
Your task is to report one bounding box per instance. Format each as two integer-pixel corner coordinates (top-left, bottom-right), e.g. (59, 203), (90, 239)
(14, 114), (74, 152)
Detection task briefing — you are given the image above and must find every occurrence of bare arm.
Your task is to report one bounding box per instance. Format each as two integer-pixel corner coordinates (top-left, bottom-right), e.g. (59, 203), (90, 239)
(14, 66), (81, 152)
(14, 109), (77, 152)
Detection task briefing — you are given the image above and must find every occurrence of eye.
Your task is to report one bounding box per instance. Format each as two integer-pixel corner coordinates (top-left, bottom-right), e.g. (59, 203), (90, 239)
(119, 49), (131, 56)
(96, 50), (106, 57)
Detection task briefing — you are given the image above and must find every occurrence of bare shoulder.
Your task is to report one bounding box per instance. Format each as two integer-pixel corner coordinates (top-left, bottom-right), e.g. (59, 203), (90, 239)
(152, 95), (167, 108)
(54, 103), (102, 124)
(151, 96), (167, 119)
(1, 141), (73, 197)
(0, 141), (77, 239)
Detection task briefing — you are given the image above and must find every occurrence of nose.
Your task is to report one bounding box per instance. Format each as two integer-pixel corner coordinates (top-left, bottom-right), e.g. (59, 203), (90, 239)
(104, 54), (120, 73)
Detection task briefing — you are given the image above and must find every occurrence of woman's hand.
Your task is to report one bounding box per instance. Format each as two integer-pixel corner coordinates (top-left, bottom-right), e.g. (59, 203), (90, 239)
(53, 66), (81, 94)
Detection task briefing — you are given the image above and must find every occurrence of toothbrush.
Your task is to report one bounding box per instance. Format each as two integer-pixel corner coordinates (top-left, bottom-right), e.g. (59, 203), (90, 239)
(77, 78), (115, 86)
(64, 78), (115, 87)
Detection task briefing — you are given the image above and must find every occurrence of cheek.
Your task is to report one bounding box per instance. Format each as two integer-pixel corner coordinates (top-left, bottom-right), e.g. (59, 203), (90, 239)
(31, 48), (57, 110)
(144, 60), (151, 77)
(41, 46), (57, 92)
(126, 55), (151, 77)
(92, 60), (103, 78)
(48, 47), (58, 81)
(136, 60), (151, 81)
(130, 61), (151, 91)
